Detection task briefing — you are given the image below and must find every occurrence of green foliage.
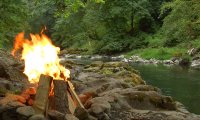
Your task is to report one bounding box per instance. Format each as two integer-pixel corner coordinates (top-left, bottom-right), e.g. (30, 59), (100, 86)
(161, 0), (200, 47)
(191, 37), (200, 48)
(51, 0), (164, 54)
(3, 0), (196, 59)
(28, 0), (56, 34)
(0, 0), (30, 48)
(126, 47), (187, 60)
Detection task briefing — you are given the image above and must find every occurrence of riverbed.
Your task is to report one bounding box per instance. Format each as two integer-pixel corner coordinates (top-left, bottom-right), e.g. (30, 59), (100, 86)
(131, 63), (200, 114)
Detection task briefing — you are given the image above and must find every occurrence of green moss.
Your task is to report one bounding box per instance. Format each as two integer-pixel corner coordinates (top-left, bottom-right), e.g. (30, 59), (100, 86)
(101, 68), (114, 75)
(103, 62), (128, 68)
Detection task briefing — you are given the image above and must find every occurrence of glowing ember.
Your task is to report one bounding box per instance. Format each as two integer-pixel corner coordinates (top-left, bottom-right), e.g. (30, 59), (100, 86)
(12, 32), (70, 83)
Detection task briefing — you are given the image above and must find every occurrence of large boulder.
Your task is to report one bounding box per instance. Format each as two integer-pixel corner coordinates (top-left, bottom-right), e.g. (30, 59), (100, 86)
(28, 114), (45, 120)
(0, 49), (28, 95)
(16, 106), (35, 120)
(0, 101), (25, 120)
(191, 59), (200, 69)
(83, 61), (144, 85)
(0, 49), (28, 82)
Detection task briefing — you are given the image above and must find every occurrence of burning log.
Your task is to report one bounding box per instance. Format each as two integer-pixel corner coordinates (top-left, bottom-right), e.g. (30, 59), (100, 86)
(33, 74), (53, 114)
(49, 80), (84, 114)
(50, 80), (71, 114)
(33, 74), (84, 116)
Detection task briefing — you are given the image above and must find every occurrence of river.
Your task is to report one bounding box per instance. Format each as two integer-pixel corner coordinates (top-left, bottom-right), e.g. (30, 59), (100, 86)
(131, 63), (200, 114)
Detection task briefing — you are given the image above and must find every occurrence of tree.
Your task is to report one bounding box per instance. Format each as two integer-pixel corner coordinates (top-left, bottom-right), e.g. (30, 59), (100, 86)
(161, 0), (200, 47)
(0, 0), (30, 48)
(51, 0), (165, 54)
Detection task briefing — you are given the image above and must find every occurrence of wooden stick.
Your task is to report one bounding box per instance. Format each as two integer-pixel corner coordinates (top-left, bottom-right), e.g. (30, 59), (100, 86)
(67, 81), (84, 109)
(33, 74), (53, 115)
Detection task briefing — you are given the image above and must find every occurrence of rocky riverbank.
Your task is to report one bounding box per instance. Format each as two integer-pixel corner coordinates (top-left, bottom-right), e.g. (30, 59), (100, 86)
(60, 47), (200, 69)
(0, 49), (200, 120)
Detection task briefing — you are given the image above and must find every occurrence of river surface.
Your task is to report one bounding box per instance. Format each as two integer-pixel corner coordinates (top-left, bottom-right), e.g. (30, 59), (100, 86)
(131, 63), (200, 114)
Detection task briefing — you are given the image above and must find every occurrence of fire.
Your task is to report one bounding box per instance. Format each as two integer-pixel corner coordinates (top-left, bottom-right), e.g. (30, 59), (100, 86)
(12, 32), (70, 83)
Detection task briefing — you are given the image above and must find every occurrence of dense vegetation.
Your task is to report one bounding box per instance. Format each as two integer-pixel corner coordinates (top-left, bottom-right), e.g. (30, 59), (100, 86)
(1, 0), (200, 59)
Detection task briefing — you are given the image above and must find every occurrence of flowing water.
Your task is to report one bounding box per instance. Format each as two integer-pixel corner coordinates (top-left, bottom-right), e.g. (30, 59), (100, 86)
(131, 63), (200, 114)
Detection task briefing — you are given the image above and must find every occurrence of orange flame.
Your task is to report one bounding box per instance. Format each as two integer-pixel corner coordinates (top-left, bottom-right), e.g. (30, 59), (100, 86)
(12, 32), (70, 83)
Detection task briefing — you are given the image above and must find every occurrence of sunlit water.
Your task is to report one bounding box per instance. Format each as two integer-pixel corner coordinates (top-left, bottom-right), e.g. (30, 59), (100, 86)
(131, 63), (200, 114)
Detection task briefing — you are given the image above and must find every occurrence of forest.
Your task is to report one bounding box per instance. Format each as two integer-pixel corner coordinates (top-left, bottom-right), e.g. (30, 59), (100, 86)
(1, 0), (200, 59)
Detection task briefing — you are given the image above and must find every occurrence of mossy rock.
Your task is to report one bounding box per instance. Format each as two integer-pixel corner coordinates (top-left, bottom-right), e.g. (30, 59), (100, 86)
(116, 70), (132, 77)
(60, 60), (76, 66)
(100, 68), (114, 75)
(103, 62), (128, 68)
(123, 73), (145, 85)
(90, 61), (104, 68)
(99, 67), (124, 75)
(149, 93), (176, 110)
(134, 85), (161, 93)
(83, 67), (101, 72)
(124, 66), (140, 75)
(131, 73), (146, 85)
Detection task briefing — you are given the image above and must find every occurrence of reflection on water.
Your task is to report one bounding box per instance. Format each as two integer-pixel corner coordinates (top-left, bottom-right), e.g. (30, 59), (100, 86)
(131, 63), (200, 114)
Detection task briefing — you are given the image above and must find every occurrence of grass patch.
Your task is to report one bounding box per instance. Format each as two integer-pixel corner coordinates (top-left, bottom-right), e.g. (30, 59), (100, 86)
(191, 38), (200, 48)
(125, 47), (187, 60)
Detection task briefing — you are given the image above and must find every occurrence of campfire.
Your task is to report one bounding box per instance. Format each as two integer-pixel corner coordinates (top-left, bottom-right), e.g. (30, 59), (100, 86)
(12, 32), (84, 116)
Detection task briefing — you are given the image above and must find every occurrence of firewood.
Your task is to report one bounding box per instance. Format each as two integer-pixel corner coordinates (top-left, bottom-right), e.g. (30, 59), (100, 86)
(33, 74), (53, 115)
(48, 80), (84, 114)
(51, 80), (71, 114)
(67, 81), (84, 109)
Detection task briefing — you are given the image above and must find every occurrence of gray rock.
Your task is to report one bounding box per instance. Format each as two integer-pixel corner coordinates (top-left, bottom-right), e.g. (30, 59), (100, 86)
(0, 101), (25, 120)
(111, 55), (125, 61)
(74, 107), (89, 120)
(179, 58), (190, 66)
(91, 55), (103, 60)
(188, 48), (200, 56)
(0, 49), (28, 86)
(0, 102), (25, 114)
(16, 106), (35, 117)
(65, 114), (79, 120)
(48, 110), (65, 120)
(163, 60), (174, 64)
(192, 56), (200, 61)
(28, 114), (45, 120)
(88, 97), (111, 115)
(122, 58), (128, 63)
(76, 56), (82, 59)
(64, 54), (76, 59)
(0, 78), (14, 93)
(191, 59), (200, 69)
